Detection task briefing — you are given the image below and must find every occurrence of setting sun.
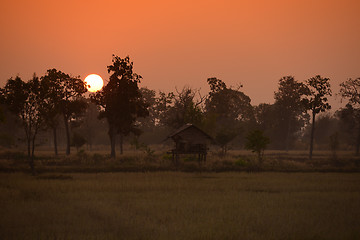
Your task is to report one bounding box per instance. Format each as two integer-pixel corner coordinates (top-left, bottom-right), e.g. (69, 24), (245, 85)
(84, 74), (104, 92)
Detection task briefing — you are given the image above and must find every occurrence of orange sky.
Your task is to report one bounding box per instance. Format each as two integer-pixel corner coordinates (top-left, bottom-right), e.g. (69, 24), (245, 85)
(1, 0), (359, 108)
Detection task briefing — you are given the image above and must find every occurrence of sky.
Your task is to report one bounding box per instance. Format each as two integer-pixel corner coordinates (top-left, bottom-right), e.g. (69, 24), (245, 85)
(1, 0), (360, 109)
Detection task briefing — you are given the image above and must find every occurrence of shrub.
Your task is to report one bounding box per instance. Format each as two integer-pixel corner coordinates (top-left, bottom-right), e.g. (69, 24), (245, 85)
(234, 158), (248, 167)
(245, 130), (270, 163)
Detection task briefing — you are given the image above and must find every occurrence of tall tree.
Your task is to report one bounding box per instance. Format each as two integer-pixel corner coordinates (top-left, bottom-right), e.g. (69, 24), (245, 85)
(273, 76), (309, 150)
(339, 78), (360, 155)
(0, 75), (44, 173)
(91, 55), (148, 158)
(205, 77), (253, 154)
(305, 75), (332, 160)
(41, 69), (87, 155)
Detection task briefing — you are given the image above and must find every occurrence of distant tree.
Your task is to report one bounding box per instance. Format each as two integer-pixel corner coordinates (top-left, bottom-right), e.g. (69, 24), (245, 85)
(340, 78), (360, 106)
(337, 104), (360, 155)
(0, 104), (21, 148)
(339, 78), (360, 155)
(75, 100), (103, 151)
(71, 132), (87, 152)
(0, 75), (44, 173)
(205, 77), (253, 153)
(138, 87), (157, 129)
(162, 87), (205, 129)
(215, 129), (238, 156)
(273, 76), (309, 150)
(329, 132), (339, 160)
(313, 113), (339, 146)
(245, 129), (270, 163)
(154, 91), (175, 126)
(41, 69), (87, 155)
(91, 55), (148, 158)
(0, 106), (4, 122)
(304, 75), (332, 160)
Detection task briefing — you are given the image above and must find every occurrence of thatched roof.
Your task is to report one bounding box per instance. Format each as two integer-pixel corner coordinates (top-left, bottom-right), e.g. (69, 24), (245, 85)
(167, 123), (212, 141)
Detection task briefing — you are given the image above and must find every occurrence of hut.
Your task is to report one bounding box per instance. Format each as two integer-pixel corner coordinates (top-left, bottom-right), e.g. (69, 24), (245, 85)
(167, 123), (212, 164)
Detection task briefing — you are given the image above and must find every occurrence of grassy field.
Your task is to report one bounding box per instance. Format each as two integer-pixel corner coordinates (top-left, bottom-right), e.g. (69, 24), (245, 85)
(1, 148), (359, 173)
(0, 172), (359, 239)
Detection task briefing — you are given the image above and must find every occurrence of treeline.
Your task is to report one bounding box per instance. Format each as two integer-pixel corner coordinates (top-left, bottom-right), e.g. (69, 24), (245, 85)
(0, 55), (360, 172)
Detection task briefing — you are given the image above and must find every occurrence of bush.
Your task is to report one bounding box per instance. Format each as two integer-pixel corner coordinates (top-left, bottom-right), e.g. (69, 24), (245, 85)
(234, 158), (248, 167)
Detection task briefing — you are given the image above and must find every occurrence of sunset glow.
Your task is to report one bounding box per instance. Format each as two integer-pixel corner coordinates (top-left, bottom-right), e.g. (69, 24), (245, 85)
(0, 0), (359, 107)
(84, 74), (104, 92)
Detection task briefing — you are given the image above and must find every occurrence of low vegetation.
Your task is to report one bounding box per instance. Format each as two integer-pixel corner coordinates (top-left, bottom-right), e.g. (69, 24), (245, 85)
(0, 172), (359, 239)
(0, 148), (359, 173)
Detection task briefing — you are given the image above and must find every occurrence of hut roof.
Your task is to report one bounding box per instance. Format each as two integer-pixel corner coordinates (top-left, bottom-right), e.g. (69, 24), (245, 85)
(168, 123), (213, 141)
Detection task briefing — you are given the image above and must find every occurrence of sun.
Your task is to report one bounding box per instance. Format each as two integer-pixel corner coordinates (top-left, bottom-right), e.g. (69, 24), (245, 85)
(84, 74), (104, 92)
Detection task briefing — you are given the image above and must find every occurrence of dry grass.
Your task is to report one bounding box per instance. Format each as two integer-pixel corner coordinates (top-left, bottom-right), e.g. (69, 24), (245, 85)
(0, 172), (359, 239)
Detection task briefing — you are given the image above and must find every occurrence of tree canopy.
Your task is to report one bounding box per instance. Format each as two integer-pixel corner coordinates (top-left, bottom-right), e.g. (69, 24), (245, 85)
(91, 55), (148, 158)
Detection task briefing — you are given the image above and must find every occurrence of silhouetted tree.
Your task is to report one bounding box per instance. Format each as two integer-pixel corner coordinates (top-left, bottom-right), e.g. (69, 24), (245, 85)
(337, 104), (360, 155)
(91, 55), (148, 158)
(339, 78), (360, 155)
(205, 77), (253, 153)
(245, 129), (270, 163)
(313, 113), (339, 146)
(41, 69), (87, 155)
(0, 75), (44, 173)
(305, 75), (332, 160)
(340, 78), (360, 106)
(215, 129), (238, 156)
(138, 87), (157, 129)
(161, 87), (205, 129)
(154, 91), (175, 126)
(75, 100), (103, 151)
(71, 132), (87, 152)
(0, 104), (21, 148)
(0, 106), (4, 122)
(273, 76), (309, 150)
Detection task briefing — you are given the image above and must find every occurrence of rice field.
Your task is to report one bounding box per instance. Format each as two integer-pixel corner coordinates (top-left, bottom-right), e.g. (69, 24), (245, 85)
(0, 172), (359, 239)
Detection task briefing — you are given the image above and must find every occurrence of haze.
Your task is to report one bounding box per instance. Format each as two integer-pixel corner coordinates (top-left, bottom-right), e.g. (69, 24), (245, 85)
(1, 0), (359, 108)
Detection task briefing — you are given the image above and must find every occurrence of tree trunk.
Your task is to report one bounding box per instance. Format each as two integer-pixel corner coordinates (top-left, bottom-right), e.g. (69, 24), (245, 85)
(109, 125), (116, 158)
(119, 133), (123, 155)
(26, 137), (34, 174)
(309, 111), (316, 160)
(63, 113), (71, 156)
(53, 127), (58, 156)
(285, 118), (291, 152)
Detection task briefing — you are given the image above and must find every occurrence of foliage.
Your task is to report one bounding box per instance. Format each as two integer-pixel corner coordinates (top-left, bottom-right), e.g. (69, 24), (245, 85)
(0, 75), (44, 173)
(91, 55), (149, 158)
(304, 75), (332, 159)
(339, 78), (360, 155)
(205, 77), (253, 151)
(337, 104), (360, 155)
(305, 75), (332, 114)
(272, 76), (309, 150)
(245, 129), (270, 163)
(156, 86), (205, 129)
(138, 87), (157, 129)
(206, 78), (253, 124)
(41, 68), (88, 155)
(215, 128), (238, 156)
(340, 78), (360, 107)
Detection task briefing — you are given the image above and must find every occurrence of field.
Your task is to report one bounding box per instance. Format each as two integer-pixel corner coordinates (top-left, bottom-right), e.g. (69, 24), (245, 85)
(1, 172), (360, 239)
